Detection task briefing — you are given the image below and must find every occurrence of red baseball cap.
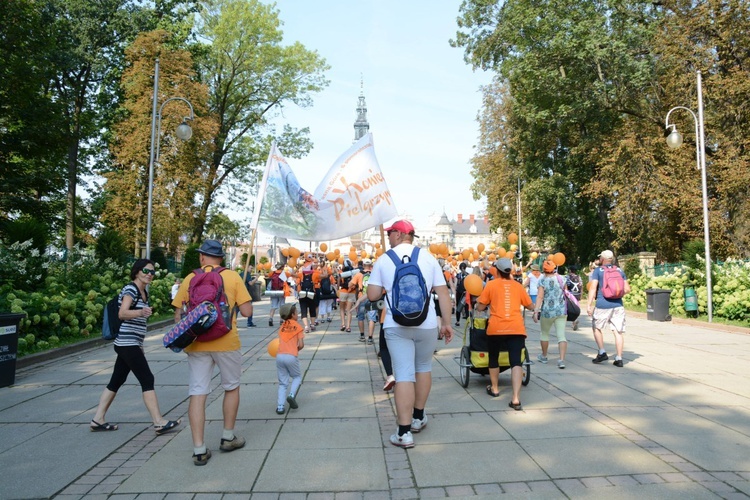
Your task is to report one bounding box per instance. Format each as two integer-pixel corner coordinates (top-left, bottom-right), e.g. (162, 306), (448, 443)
(384, 220), (418, 237)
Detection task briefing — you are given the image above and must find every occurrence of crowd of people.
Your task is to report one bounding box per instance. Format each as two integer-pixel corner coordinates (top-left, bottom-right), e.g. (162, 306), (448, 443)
(91, 226), (631, 463)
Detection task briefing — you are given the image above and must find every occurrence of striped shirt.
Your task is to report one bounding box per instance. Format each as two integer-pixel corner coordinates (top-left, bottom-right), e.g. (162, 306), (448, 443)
(113, 283), (148, 347)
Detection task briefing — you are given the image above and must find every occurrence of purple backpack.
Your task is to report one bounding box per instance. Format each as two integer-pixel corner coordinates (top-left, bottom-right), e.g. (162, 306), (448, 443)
(188, 266), (232, 342)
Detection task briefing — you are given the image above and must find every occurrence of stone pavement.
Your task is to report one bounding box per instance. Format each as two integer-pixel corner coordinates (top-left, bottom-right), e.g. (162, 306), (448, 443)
(2, 299), (750, 499)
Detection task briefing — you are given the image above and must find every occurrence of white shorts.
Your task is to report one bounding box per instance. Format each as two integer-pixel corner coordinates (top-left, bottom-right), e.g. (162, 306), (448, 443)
(385, 326), (437, 383)
(187, 350), (242, 396)
(592, 307), (626, 333)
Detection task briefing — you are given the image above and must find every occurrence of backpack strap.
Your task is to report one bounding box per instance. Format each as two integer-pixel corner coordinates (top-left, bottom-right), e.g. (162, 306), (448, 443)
(386, 249), (402, 266)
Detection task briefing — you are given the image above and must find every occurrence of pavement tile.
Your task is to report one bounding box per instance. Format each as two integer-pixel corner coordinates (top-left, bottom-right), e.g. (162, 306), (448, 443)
(390, 488), (419, 500)
(418, 487), (447, 497)
(660, 472), (691, 483)
(444, 485), (474, 496)
(633, 473), (666, 484)
(501, 482), (531, 493)
(474, 483), (503, 495)
(607, 475), (639, 486)
(580, 476), (612, 488)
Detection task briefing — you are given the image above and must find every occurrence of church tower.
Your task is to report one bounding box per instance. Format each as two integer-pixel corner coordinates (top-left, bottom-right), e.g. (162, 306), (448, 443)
(353, 76), (370, 141)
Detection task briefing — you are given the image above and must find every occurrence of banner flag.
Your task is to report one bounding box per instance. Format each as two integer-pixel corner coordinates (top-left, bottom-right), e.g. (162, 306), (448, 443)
(256, 133), (397, 241)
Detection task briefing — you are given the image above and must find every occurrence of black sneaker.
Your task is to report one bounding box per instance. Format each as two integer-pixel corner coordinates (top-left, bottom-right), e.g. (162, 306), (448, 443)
(359, 336), (366, 342)
(269, 319), (273, 327)
(592, 352), (609, 364)
(613, 359), (624, 368)
(454, 322), (460, 327)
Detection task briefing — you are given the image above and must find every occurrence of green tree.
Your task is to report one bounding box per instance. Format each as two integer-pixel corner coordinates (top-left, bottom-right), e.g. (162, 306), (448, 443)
(191, 0), (329, 241)
(104, 29), (216, 256)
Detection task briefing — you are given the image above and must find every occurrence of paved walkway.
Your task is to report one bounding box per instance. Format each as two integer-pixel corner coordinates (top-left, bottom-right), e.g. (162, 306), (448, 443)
(2, 300), (750, 499)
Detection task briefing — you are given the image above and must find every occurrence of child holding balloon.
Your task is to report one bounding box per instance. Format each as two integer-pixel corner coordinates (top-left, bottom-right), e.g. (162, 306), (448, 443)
(273, 302), (305, 414)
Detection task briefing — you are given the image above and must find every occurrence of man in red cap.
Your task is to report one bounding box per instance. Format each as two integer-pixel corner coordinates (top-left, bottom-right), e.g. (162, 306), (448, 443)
(367, 219), (454, 449)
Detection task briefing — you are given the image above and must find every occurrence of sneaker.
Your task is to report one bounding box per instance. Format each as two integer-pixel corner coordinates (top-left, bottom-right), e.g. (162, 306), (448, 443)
(454, 321), (460, 327)
(592, 352), (609, 364)
(613, 359), (624, 368)
(359, 336), (366, 342)
(572, 320), (578, 331)
(390, 431), (415, 448)
(367, 337), (374, 344)
(276, 406), (285, 414)
(410, 416), (428, 433)
(247, 323), (256, 327)
(537, 354), (548, 364)
(287, 394), (298, 409)
(269, 319), (273, 327)
(310, 324), (316, 332)
(383, 375), (396, 391)
(219, 435), (246, 452)
(326, 318), (332, 323)
(193, 448), (211, 466)
(557, 359), (565, 369)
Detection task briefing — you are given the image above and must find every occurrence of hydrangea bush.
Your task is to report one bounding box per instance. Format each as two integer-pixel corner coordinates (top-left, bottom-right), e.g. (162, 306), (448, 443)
(624, 257), (750, 323)
(0, 241), (178, 355)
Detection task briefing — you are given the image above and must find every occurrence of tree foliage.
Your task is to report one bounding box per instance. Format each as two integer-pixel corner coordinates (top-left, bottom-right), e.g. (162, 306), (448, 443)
(454, 0), (750, 262)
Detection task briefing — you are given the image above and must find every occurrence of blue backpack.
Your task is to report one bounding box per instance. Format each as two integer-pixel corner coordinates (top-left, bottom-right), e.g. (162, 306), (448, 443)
(385, 247), (430, 326)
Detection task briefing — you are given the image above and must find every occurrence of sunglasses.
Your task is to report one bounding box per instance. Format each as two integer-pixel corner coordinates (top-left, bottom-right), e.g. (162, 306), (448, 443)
(141, 268), (156, 275)
(387, 230), (398, 236)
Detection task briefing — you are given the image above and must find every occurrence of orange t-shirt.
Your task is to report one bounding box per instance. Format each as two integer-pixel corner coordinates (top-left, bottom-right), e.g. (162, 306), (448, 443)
(477, 278), (532, 336)
(349, 271), (364, 292)
(278, 319), (304, 356)
(296, 269), (321, 291)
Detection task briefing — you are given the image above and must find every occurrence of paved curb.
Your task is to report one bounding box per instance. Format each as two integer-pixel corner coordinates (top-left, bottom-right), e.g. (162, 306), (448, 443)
(15, 318), (174, 370)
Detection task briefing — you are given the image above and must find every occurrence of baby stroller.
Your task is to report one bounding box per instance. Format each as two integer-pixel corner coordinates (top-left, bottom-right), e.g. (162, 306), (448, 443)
(456, 309), (531, 388)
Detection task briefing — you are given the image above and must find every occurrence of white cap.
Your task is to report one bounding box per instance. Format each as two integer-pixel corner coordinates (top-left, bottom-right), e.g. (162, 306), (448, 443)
(600, 250), (614, 260)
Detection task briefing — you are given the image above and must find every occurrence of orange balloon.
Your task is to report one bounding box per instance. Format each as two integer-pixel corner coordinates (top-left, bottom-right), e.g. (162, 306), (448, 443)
(497, 247), (507, 257)
(553, 252), (566, 266)
(376, 247), (384, 256)
(477, 243), (485, 253)
(472, 251), (480, 261)
(489, 242), (496, 250)
(374, 242), (380, 248)
(289, 247), (301, 259)
(320, 243), (328, 252)
(488, 253), (496, 261)
(281, 248), (289, 257)
(510, 244), (518, 251)
(464, 274), (484, 296)
(439, 243), (448, 256)
(530, 251), (538, 260)
(338, 256), (344, 264)
(462, 249), (471, 260)
(508, 233), (518, 244)
(546, 254), (554, 261)
(349, 251), (358, 262)
(360, 249), (367, 258)
(267, 338), (279, 357)
(326, 252), (335, 261)
(287, 257), (297, 267)
(349, 246), (356, 253)
(334, 248), (341, 255)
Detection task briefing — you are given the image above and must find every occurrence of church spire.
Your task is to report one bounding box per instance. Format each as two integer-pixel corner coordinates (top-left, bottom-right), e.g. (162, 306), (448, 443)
(353, 75), (370, 141)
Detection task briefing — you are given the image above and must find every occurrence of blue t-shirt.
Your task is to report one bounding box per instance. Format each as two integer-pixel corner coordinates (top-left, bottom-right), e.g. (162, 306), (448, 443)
(591, 265), (627, 309)
(538, 275), (566, 318)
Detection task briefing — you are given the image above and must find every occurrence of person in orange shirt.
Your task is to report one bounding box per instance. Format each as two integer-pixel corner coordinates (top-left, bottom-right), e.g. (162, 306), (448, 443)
(316, 265), (336, 323)
(475, 257), (534, 410)
(275, 302), (305, 414)
(297, 253), (321, 332)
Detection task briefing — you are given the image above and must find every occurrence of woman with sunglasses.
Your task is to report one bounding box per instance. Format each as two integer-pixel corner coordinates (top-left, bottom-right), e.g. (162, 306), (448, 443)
(90, 258), (180, 434)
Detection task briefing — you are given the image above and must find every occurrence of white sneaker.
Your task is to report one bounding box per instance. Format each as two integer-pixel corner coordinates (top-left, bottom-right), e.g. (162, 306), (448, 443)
(557, 359), (565, 369)
(410, 415), (428, 433)
(390, 431), (414, 448)
(537, 354), (548, 364)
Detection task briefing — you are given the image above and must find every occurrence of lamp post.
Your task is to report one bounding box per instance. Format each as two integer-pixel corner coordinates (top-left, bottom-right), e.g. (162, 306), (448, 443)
(145, 58), (195, 259)
(502, 178), (523, 261)
(664, 70), (712, 322)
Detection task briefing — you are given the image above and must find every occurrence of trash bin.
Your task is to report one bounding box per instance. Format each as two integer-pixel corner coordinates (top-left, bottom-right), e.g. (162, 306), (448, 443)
(683, 283), (698, 314)
(645, 289), (672, 322)
(249, 282), (262, 302)
(0, 313), (26, 388)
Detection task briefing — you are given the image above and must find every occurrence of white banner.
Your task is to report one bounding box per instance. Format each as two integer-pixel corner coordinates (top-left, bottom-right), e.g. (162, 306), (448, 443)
(256, 133), (397, 241)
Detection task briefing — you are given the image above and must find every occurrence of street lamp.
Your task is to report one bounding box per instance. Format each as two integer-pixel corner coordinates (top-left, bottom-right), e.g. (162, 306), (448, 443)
(664, 70), (712, 322)
(502, 178), (523, 261)
(145, 58), (195, 258)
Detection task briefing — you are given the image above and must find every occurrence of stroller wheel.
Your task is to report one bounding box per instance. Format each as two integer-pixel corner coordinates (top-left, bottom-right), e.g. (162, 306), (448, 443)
(459, 346), (471, 388)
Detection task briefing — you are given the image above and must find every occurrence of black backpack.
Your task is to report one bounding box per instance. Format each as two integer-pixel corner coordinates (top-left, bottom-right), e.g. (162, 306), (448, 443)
(300, 272), (315, 293)
(455, 271), (467, 296)
(319, 277), (336, 299)
(102, 284), (141, 340)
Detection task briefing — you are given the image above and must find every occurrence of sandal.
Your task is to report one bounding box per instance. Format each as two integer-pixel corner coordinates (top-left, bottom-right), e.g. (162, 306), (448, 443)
(154, 419), (181, 435)
(486, 386), (500, 398)
(508, 401), (523, 411)
(340, 326), (346, 331)
(90, 420), (118, 432)
(345, 328), (351, 333)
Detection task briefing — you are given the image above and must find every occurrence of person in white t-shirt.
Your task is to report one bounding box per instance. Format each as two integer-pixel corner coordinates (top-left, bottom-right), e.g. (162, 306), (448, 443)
(367, 220), (453, 449)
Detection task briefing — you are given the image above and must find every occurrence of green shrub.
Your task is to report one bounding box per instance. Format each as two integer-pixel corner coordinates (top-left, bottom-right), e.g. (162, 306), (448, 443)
(95, 228), (130, 266)
(150, 247), (168, 272)
(181, 243), (201, 277)
(0, 218), (48, 252)
(681, 240), (706, 270)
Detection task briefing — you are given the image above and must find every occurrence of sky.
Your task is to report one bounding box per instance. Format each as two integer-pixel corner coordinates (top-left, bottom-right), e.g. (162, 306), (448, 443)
(268, 0), (493, 231)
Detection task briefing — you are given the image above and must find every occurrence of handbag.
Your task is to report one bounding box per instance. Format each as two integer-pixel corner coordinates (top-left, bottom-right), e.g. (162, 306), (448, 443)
(558, 275), (581, 322)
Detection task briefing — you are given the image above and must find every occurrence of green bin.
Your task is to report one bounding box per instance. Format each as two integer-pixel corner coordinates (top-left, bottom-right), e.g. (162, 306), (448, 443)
(684, 284), (698, 313)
